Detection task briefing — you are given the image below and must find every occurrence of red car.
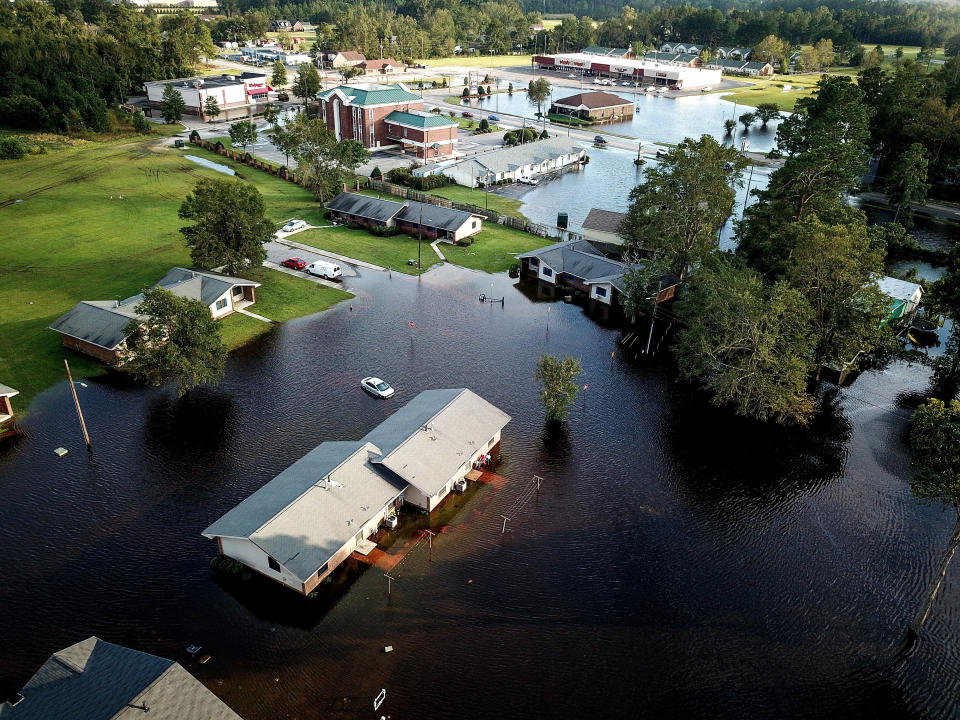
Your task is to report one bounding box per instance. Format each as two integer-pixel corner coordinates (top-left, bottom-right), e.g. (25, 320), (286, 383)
(462, 111), (473, 118)
(281, 257), (307, 270)
(669, 84), (680, 90)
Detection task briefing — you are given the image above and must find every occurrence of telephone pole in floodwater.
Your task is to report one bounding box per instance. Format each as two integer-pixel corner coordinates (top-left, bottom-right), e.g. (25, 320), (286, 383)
(65, 359), (91, 448)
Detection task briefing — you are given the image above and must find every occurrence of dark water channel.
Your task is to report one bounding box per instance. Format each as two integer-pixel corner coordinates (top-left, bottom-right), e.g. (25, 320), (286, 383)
(1, 264), (959, 719)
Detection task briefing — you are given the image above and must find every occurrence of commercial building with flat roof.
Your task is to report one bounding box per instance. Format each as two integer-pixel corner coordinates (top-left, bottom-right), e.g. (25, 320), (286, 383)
(533, 52), (721, 89)
(144, 73), (272, 121)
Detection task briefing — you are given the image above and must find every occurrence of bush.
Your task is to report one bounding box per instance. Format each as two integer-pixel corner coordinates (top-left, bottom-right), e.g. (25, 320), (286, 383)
(277, 92), (290, 102)
(133, 111), (152, 133)
(214, 141), (224, 151)
(370, 225), (401, 236)
(0, 136), (27, 159)
(210, 555), (247, 575)
(478, 86), (486, 96)
(188, 129), (201, 142)
(508, 82), (514, 94)
(540, 129), (549, 139)
(508, 261), (521, 278)
(370, 165), (383, 180)
(479, 118), (490, 130)
(462, 87), (470, 97)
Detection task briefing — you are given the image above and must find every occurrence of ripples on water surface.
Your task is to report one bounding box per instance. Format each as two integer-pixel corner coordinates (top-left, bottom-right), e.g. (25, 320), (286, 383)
(1, 266), (959, 719)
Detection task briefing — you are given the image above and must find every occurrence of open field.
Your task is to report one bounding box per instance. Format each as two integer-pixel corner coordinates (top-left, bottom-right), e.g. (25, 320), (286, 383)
(442, 224), (546, 273)
(859, 43), (947, 65)
(719, 73), (822, 111)
(417, 55), (533, 68)
(425, 185), (523, 217)
(0, 130), (349, 415)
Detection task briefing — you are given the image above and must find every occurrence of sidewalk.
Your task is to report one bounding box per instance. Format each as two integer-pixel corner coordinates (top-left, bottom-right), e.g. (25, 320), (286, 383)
(272, 236), (387, 271)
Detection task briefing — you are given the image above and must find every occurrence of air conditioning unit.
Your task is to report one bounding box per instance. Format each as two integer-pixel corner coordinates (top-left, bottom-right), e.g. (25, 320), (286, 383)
(384, 514), (399, 530)
(453, 478), (468, 493)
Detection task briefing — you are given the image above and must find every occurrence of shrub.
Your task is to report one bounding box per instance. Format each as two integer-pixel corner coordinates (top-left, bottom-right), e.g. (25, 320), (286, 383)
(370, 165), (383, 179)
(462, 87), (470, 97)
(133, 111), (152, 132)
(370, 225), (401, 236)
(214, 141), (224, 151)
(188, 129), (201, 142)
(0, 136), (27, 159)
(277, 92), (290, 102)
(540, 129), (549, 139)
(210, 555), (247, 575)
(478, 86), (486, 96)
(508, 82), (514, 94)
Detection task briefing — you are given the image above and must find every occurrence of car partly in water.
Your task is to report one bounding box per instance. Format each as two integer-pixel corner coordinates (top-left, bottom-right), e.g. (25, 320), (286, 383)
(361, 377), (395, 398)
(281, 257), (307, 270)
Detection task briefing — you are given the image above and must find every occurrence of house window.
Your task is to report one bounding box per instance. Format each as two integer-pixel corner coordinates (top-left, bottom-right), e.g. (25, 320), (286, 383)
(268, 556), (280, 572)
(215, 298), (228, 310)
(472, 221), (477, 228)
(317, 563), (328, 578)
(403, 128), (408, 137)
(529, 258), (539, 267)
(542, 267), (553, 277)
(232, 286), (243, 297)
(595, 287), (608, 297)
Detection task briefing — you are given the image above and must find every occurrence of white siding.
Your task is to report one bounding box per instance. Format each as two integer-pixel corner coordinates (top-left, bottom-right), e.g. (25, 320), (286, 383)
(209, 291), (234, 318)
(590, 282), (614, 305)
(219, 536), (303, 592)
(582, 228), (624, 247)
(538, 261), (557, 284)
(453, 217), (483, 241)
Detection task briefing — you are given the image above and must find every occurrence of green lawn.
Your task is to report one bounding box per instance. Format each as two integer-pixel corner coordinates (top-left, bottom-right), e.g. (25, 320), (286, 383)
(293, 225), (439, 275)
(0, 130), (343, 416)
(443, 224), (546, 273)
(426, 185), (523, 218)
(719, 74), (822, 111)
(417, 55), (533, 68)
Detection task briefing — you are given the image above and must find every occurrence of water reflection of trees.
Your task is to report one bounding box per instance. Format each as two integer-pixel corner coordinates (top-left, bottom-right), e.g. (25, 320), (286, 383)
(667, 383), (852, 517)
(144, 387), (237, 454)
(540, 419), (572, 459)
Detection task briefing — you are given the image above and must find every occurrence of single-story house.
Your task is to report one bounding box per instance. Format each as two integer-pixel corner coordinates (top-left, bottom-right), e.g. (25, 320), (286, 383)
(291, 20), (306, 32)
(708, 58), (750, 73)
(549, 90), (634, 121)
(359, 58), (406, 74)
(329, 50), (366, 68)
(740, 61), (774, 76)
(437, 136), (587, 188)
(203, 388), (510, 594)
(326, 192), (483, 242)
(269, 20), (291, 31)
(581, 208), (627, 250)
(49, 268), (260, 364)
(644, 51), (702, 67)
(716, 46), (752, 60)
(0, 636), (243, 719)
(518, 239), (679, 306)
(0, 383), (18, 435)
(878, 276), (923, 321)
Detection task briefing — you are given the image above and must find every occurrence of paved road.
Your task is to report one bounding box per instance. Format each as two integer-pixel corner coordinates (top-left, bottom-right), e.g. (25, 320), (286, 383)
(857, 191), (960, 223)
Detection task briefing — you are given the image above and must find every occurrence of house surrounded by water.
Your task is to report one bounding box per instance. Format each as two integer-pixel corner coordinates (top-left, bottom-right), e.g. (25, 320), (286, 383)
(49, 268), (260, 364)
(202, 388), (510, 595)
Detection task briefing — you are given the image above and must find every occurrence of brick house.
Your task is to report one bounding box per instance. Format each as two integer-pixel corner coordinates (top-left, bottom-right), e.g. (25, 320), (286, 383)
(49, 268), (260, 364)
(317, 83), (457, 156)
(549, 90), (634, 122)
(358, 58), (406, 75)
(329, 51), (365, 68)
(326, 193), (483, 242)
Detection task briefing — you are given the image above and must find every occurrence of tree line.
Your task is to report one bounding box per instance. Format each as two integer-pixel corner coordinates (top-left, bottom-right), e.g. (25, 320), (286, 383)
(0, 1), (214, 132)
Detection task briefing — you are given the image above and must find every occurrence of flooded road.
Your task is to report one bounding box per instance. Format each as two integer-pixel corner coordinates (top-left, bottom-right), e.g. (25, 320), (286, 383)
(1, 262), (959, 719)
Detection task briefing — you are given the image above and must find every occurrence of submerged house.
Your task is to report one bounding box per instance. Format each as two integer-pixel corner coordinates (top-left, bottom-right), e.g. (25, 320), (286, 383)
(878, 275), (923, 322)
(0, 383), (18, 438)
(202, 388), (510, 595)
(0, 636), (243, 719)
(49, 268), (260, 364)
(436, 136), (586, 187)
(518, 239), (679, 307)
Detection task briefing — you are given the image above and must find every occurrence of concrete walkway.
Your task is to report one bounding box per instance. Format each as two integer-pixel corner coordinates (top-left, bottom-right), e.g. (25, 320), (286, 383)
(236, 307), (273, 322)
(430, 239), (448, 261)
(272, 236), (387, 271)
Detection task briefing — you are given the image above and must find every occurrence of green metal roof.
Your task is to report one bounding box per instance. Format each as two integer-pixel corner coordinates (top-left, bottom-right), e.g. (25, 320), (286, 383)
(384, 110), (457, 129)
(317, 83), (420, 106)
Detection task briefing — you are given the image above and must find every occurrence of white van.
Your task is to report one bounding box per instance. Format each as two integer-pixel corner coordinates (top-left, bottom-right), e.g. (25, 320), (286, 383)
(305, 260), (342, 280)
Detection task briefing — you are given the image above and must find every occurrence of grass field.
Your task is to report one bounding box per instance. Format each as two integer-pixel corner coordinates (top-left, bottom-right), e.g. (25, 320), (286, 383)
(293, 225), (439, 275)
(418, 55), (533, 68)
(719, 73), (822, 111)
(0, 130), (348, 415)
(442, 224), (546, 273)
(425, 185), (523, 218)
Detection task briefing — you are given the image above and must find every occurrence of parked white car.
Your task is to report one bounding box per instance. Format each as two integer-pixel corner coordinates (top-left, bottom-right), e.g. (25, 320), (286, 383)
(701, 86), (712, 92)
(517, 176), (539, 185)
(656, 87), (668, 93)
(305, 260), (342, 280)
(362, 377), (395, 398)
(281, 219), (306, 233)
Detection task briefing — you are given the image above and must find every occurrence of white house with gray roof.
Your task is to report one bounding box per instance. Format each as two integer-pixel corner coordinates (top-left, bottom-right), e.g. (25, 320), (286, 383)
(435, 136), (586, 188)
(49, 268), (259, 364)
(0, 636), (243, 720)
(202, 389), (510, 594)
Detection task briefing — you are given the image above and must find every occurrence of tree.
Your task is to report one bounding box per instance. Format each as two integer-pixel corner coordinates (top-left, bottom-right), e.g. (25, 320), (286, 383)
(270, 124), (298, 170)
(619, 135), (746, 281)
(131, 110), (150, 132)
(204, 95), (220, 121)
(276, 30), (291, 49)
(228, 119), (257, 155)
(618, 254), (671, 319)
(755, 102), (780, 127)
(673, 255), (815, 424)
(784, 216), (891, 379)
(462, 87), (470, 98)
(723, 118), (736, 135)
(122, 287), (227, 397)
(262, 101), (280, 128)
(271, 59), (287, 88)
(478, 85), (486, 96)
(753, 34), (789, 66)
(160, 84), (186, 123)
(178, 177), (273, 273)
(739, 112), (757, 132)
(288, 113), (369, 202)
(885, 143), (930, 226)
(292, 63), (321, 114)
(908, 398), (960, 637)
(340, 65), (363, 84)
(508, 82), (514, 94)
(528, 77), (551, 119)
(535, 354), (582, 421)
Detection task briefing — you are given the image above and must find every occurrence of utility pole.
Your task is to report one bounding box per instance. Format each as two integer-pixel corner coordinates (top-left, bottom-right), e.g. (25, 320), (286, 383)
(741, 162), (756, 219)
(500, 515), (510, 534)
(417, 206), (422, 270)
(645, 279), (663, 355)
(384, 573), (396, 596)
(423, 529), (435, 561)
(534, 475), (543, 498)
(65, 359), (91, 448)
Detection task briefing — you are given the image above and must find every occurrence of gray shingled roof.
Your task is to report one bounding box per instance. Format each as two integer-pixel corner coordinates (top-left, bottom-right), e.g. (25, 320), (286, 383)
(329, 193), (478, 233)
(444, 137), (584, 177)
(395, 201), (476, 232)
(327, 192), (406, 222)
(582, 208), (627, 234)
(48, 269), (258, 350)
(0, 637), (242, 720)
(518, 239), (627, 282)
(364, 389), (511, 497)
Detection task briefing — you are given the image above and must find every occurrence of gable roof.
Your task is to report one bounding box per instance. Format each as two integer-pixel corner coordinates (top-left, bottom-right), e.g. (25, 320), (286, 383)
(741, 61), (772, 70)
(337, 50), (365, 61)
(710, 58), (748, 69)
(363, 389), (511, 497)
(328, 193), (478, 232)
(675, 53), (701, 64)
(645, 51), (682, 62)
(519, 239), (679, 292)
(395, 201), (476, 232)
(327, 192), (406, 222)
(48, 269), (258, 349)
(360, 58), (404, 70)
(877, 275), (922, 303)
(384, 109), (458, 130)
(582, 46), (630, 57)
(317, 83), (419, 107)
(444, 136), (584, 178)
(204, 441), (404, 581)
(0, 637), (242, 720)
(0, 383), (18, 398)
(552, 91), (633, 110)
(582, 208), (626, 234)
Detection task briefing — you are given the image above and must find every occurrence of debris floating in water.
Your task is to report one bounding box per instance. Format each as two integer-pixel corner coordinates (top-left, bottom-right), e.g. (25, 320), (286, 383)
(383, 646), (393, 653)
(54, 447), (68, 457)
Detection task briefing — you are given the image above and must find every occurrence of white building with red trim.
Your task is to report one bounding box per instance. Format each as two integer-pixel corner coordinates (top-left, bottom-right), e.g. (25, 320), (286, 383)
(533, 52), (720, 89)
(144, 73), (273, 121)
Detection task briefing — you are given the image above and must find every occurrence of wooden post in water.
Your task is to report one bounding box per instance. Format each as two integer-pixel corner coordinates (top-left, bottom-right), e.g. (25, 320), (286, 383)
(384, 573), (396, 597)
(500, 515), (509, 535)
(65, 360), (91, 448)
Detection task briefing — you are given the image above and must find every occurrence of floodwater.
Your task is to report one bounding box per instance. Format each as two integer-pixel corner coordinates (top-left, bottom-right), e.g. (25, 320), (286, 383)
(2, 263), (960, 719)
(184, 155), (236, 176)
(462, 86), (785, 153)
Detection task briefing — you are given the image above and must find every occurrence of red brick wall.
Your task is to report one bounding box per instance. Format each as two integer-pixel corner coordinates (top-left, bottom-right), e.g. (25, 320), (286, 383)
(321, 97), (424, 148)
(60, 335), (120, 364)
